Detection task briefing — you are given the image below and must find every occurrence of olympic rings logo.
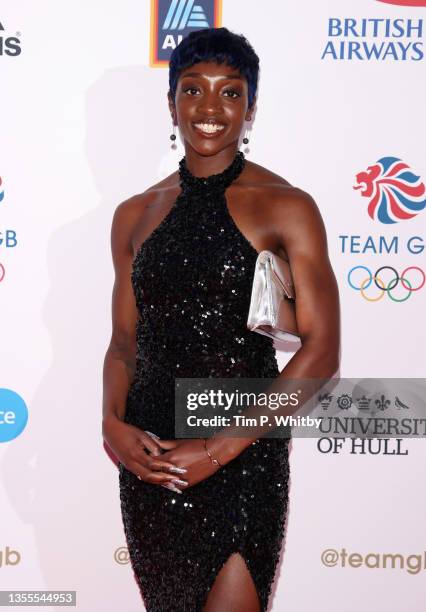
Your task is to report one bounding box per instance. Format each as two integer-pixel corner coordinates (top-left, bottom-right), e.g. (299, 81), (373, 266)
(347, 266), (425, 302)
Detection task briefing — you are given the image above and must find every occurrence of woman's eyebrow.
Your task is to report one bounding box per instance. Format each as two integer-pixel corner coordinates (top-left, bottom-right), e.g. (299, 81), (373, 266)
(180, 72), (243, 80)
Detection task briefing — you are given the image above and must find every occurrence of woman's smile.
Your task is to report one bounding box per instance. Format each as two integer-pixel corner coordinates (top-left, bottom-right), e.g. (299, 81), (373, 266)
(192, 121), (226, 136)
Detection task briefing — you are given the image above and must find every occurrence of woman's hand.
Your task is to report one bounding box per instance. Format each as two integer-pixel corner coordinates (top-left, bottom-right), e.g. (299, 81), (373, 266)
(102, 417), (189, 493)
(154, 437), (236, 491)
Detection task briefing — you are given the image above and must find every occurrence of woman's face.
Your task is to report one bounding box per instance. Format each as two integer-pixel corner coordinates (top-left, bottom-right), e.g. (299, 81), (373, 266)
(170, 60), (253, 156)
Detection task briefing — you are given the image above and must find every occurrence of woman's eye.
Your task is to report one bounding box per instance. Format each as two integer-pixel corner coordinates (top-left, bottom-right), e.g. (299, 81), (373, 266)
(223, 89), (241, 98)
(182, 86), (241, 98)
(183, 87), (200, 95)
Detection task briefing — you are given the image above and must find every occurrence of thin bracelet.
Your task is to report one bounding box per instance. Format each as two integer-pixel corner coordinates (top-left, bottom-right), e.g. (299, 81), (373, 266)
(203, 438), (223, 467)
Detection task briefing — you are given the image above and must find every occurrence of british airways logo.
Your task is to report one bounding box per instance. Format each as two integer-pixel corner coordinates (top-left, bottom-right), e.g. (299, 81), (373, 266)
(150, 0), (222, 67)
(0, 21), (22, 57)
(322, 18), (424, 60)
(377, 1), (426, 6)
(353, 157), (426, 224)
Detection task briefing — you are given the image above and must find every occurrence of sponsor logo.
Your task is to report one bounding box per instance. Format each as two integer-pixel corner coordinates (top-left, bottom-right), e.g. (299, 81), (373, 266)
(354, 157), (426, 224)
(0, 388), (28, 443)
(319, 391), (413, 412)
(321, 547), (426, 574)
(377, 0), (426, 6)
(0, 229), (17, 249)
(0, 22), (22, 57)
(339, 234), (423, 254)
(0, 176), (4, 202)
(150, 0), (222, 67)
(163, 0), (209, 29)
(114, 547), (130, 564)
(321, 17), (424, 61)
(347, 265), (425, 301)
(0, 546), (21, 567)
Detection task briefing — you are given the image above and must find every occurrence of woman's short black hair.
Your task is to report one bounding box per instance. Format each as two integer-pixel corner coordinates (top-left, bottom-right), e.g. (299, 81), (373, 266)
(168, 27), (259, 110)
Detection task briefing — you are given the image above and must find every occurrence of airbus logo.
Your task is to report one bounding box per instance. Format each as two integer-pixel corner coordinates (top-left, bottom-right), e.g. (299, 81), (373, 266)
(162, 0), (209, 31)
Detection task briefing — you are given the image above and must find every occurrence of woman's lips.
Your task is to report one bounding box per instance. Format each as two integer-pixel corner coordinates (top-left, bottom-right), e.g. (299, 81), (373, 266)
(192, 122), (226, 137)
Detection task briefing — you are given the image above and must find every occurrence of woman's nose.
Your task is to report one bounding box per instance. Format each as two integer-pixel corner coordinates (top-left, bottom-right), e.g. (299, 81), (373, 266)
(196, 92), (223, 115)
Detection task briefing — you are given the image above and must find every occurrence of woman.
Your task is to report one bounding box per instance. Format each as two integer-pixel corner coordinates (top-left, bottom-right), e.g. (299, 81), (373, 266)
(102, 27), (340, 612)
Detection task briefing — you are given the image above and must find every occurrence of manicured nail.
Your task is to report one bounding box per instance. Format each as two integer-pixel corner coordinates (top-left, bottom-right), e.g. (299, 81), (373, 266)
(169, 466), (188, 474)
(171, 478), (188, 486)
(145, 430), (160, 440)
(162, 483), (182, 494)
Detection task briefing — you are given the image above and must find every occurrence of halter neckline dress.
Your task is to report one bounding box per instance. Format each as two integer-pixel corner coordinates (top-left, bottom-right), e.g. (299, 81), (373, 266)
(119, 150), (290, 612)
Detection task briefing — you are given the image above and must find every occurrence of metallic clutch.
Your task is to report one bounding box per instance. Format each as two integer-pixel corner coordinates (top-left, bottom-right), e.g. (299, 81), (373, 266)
(247, 250), (300, 343)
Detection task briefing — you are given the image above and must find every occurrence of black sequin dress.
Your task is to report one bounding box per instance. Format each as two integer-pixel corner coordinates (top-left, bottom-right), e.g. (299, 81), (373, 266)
(119, 151), (290, 612)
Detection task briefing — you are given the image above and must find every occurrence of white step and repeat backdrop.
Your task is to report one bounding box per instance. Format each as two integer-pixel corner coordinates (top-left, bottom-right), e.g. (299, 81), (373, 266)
(1, 1), (425, 610)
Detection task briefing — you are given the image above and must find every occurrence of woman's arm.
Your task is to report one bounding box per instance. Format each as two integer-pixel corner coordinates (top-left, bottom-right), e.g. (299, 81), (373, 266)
(212, 187), (341, 460)
(102, 196), (184, 486)
(102, 198), (139, 428)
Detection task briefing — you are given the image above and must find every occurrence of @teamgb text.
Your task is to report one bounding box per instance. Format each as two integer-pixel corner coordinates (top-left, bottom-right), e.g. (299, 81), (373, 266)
(347, 265), (425, 302)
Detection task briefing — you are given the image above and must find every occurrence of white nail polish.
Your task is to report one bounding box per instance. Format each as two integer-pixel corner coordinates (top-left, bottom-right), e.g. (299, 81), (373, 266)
(169, 466), (187, 474)
(162, 483), (182, 494)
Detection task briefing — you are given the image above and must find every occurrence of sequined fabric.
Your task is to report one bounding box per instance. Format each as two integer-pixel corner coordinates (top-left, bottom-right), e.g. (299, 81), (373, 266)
(119, 150), (290, 612)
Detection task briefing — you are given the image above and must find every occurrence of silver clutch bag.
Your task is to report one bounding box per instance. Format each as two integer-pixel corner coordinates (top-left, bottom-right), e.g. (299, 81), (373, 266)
(247, 250), (300, 342)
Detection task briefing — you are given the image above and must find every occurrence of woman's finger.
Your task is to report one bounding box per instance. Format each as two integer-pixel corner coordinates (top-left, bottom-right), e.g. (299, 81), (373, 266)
(130, 462), (187, 488)
(147, 456), (188, 474)
(161, 483), (183, 494)
(148, 472), (189, 487)
(139, 432), (164, 456)
(132, 446), (187, 475)
(145, 430), (161, 441)
(154, 438), (180, 451)
(144, 431), (164, 455)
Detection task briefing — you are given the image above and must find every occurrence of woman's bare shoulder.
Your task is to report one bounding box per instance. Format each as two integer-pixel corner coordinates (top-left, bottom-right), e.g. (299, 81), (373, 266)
(112, 169), (180, 228)
(242, 158), (317, 211)
(242, 160), (328, 259)
(242, 158), (292, 188)
(116, 169), (179, 209)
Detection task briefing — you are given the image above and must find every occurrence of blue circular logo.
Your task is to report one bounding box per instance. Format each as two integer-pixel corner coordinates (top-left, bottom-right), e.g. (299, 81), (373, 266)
(0, 388), (28, 442)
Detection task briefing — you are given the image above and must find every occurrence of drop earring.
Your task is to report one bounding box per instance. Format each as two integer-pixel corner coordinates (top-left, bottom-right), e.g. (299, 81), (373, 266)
(242, 128), (250, 154)
(170, 123), (177, 150)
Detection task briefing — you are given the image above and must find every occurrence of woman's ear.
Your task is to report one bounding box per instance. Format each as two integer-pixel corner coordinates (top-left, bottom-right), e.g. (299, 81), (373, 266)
(167, 90), (177, 124)
(246, 96), (256, 121)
